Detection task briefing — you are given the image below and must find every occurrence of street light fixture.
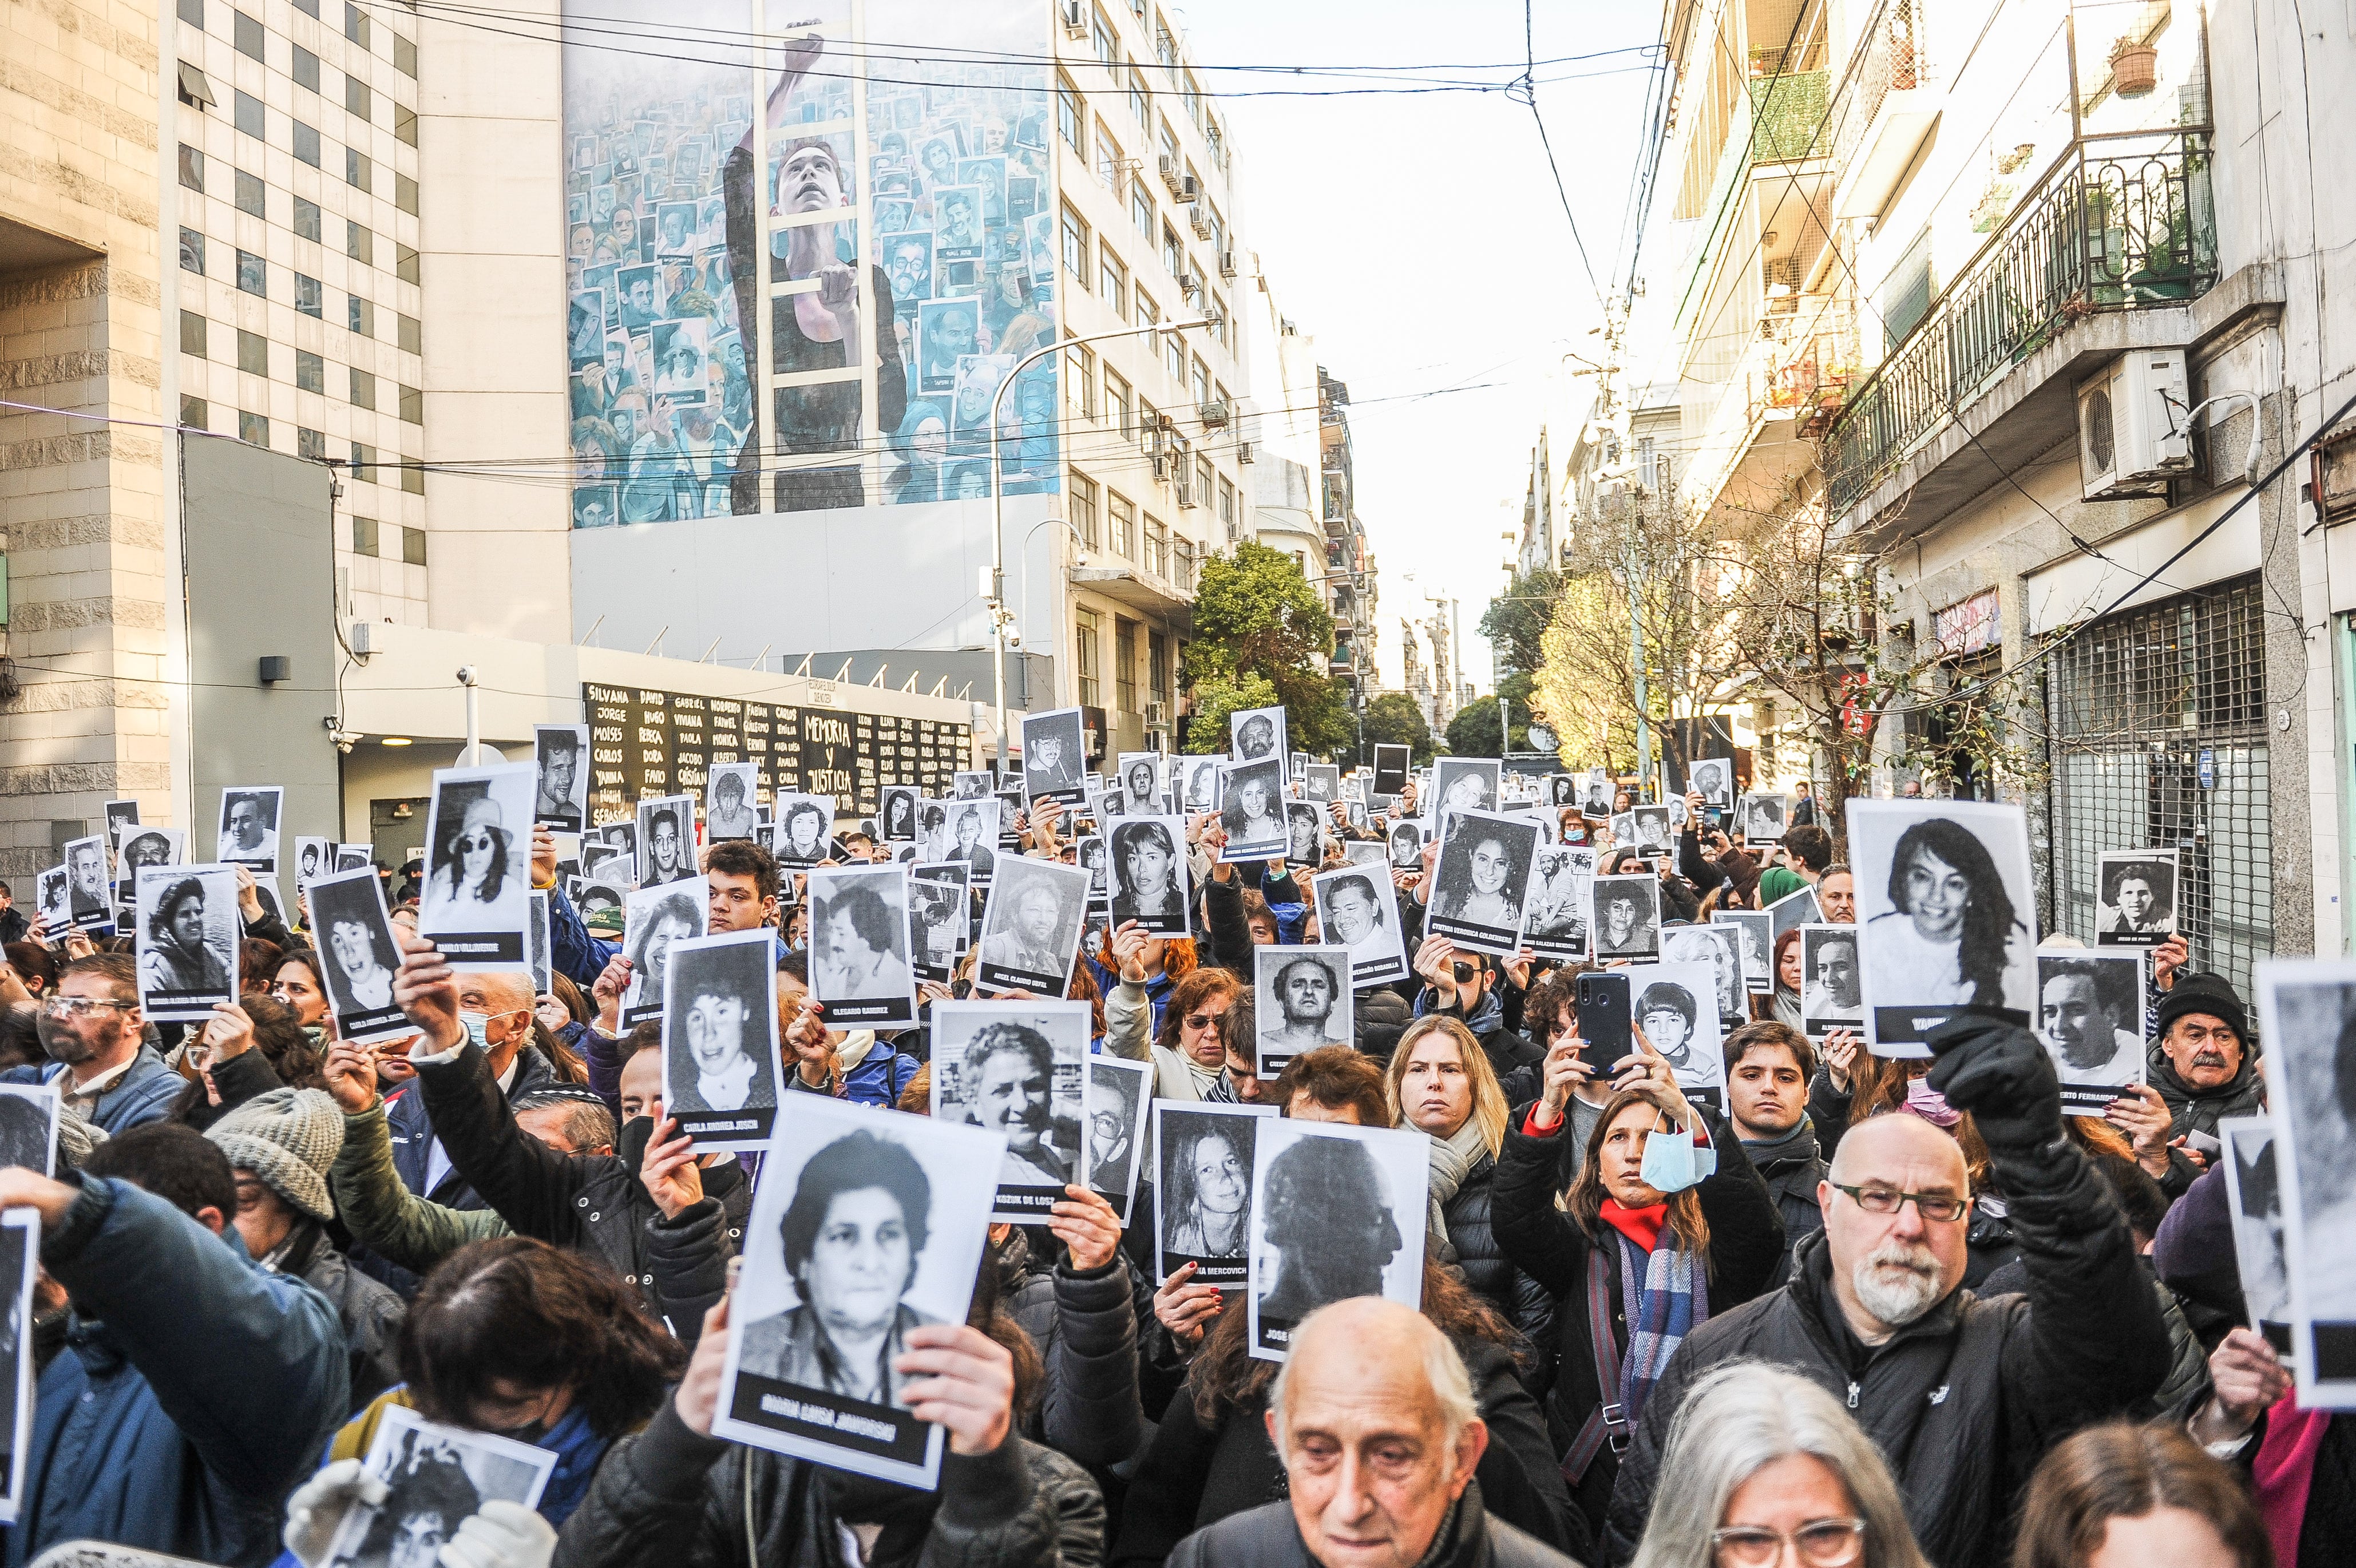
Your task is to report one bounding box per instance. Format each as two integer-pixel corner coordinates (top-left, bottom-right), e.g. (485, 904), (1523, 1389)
(987, 315), (1218, 779)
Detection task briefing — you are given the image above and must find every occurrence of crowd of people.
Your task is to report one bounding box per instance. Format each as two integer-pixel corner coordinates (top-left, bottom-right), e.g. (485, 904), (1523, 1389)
(0, 767), (2319, 1568)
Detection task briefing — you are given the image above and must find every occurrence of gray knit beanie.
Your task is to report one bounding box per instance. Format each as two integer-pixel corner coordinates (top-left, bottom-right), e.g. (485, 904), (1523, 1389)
(206, 1087), (345, 1222)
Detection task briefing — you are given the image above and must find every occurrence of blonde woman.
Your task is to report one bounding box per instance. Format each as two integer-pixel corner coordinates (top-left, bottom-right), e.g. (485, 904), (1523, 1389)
(1385, 1016), (1550, 1347)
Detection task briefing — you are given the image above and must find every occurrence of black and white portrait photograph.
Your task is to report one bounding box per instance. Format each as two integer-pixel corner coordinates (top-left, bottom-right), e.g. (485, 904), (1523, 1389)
(930, 1000), (1087, 1221)
(1608, 812), (1637, 847)
(601, 818), (637, 861)
(771, 793), (836, 869)
(323, 1396), (557, 1568)
(1083, 1056), (1151, 1223)
(1302, 764), (1340, 803)
(1591, 873), (1662, 960)
(714, 1095), (1001, 1488)
(1768, 884), (1822, 945)
(103, 798), (138, 833)
(1387, 817), (1424, 871)
(1622, 960), (1728, 1112)
(1524, 844), (1594, 963)
(2254, 963), (2356, 1401)
(1799, 924), (1864, 1039)
(1666, 794), (1688, 831)
(2095, 849), (2178, 947)
(1548, 773), (1576, 808)
(1689, 757), (1734, 810)
(293, 836), (331, 891)
(621, 877), (709, 1030)
(1713, 909), (1775, 993)
(1182, 756), (1223, 814)
(878, 785), (922, 845)
(113, 825), (183, 897)
(1371, 744), (1410, 799)
(663, 927), (781, 1149)
(216, 786), (283, 872)
(2034, 951), (2146, 1113)
(951, 770), (995, 800)
(1313, 865), (1408, 987)
(336, 843), (373, 873)
(1850, 799), (2037, 1057)
(1155, 1101), (1278, 1287)
(1020, 707), (1088, 806)
(133, 864), (239, 1020)
(1282, 801), (1324, 867)
(1109, 817), (1190, 937)
(1218, 758), (1288, 862)
(933, 798), (1000, 881)
(1629, 805), (1673, 858)
(1230, 704), (1286, 764)
(636, 793), (700, 886)
(1254, 946), (1355, 1078)
(61, 835), (110, 933)
(1426, 809), (1539, 958)
(1428, 758), (1501, 824)
(1741, 792), (1789, 843)
(532, 724), (591, 832)
(1075, 836), (1111, 912)
(1662, 923), (1747, 1025)
(907, 862), (970, 983)
(417, 763), (536, 970)
(34, 869), (65, 943)
(1116, 753), (1162, 815)
(2219, 1116), (2291, 1347)
(0, 1086), (57, 1178)
(976, 857), (1087, 997)
(808, 865), (916, 1028)
(0, 1209), (30, 1522)
(1581, 769), (1613, 821)
(306, 867), (410, 1044)
(704, 763), (760, 842)
(1246, 1120), (1427, 1363)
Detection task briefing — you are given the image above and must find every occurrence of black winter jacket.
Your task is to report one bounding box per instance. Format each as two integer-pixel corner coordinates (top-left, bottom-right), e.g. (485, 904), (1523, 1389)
(1744, 1126), (1825, 1292)
(1599, 1133), (2172, 1568)
(1166, 1486), (1579, 1568)
(2148, 1046), (2264, 1193)
(1492, 1104), (1783, 1539)
(1442, 1150), (1557, 1388)
(995, 1228), (1151, 1468)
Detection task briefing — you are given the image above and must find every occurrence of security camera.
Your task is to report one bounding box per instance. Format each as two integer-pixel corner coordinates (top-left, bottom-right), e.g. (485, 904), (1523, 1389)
(456, 666), (479, 687)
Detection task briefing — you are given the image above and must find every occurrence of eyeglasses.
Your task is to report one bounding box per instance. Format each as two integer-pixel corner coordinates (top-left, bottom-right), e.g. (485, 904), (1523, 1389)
(1183, 1009), (1230, 1031)
(40, 996), (134, 1018)
(1712, 1519), (1866, 1567)
(1832, 1182), (1968, 1223)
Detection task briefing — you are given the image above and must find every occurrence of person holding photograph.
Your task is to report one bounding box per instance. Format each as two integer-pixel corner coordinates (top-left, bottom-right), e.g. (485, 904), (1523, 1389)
(676, 970), (767, 1115)
(2145, 973), (2262, 1190)
(10, 952), (182, 1131)
(142, 874), (233, 998)
(2037, 959), (2141, 1083)
(1110, 820), (1183, 926)
(1254, 1133), (1404, 1325)
(1436, 834), (1524, 930)
(1166, 1119), (1250, 1261)
(1863, 818), (2032, 1011)
(422, 797), (517, 924)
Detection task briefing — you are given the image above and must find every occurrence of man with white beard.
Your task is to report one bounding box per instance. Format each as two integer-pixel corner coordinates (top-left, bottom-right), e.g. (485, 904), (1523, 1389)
(1602, 1016), (2171, 1568)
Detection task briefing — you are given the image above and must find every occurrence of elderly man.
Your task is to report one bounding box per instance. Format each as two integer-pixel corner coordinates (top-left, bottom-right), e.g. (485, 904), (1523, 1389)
(1167, 1296), (1577, 1568)
(1603, 1015), (2169, 1568)
(2146, 972), (2262, 1191)
(382, 964), (558, 1209)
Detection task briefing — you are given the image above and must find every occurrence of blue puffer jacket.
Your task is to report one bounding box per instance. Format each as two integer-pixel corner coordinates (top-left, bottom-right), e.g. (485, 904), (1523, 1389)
(7, 1175), (349, 1567)
(0, 1045), (181, 1134)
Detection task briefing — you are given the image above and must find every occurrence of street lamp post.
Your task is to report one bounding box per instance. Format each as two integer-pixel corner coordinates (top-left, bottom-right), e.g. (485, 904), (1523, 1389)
(986, 315), (1216, 780)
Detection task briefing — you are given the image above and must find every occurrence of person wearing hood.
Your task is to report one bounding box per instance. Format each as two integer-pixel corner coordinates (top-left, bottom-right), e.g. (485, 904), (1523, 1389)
(2147, 972), (2261, 1194)
(771, 949), (920, 1107)
(1720, 1020), (1824, 1289)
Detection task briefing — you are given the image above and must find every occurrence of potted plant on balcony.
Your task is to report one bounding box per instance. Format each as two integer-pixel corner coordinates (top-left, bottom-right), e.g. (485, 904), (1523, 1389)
(2109, 36), (2158, 98)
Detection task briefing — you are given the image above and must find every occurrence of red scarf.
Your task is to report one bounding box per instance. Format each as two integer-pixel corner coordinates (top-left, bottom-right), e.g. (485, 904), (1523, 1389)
(1600, 1197), (1668, 1253)
(2254, 1391), (2331, 1568)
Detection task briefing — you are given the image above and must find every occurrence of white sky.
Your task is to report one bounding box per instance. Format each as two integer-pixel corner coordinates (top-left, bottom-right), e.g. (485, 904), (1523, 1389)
(1171, 0), (1666, 700)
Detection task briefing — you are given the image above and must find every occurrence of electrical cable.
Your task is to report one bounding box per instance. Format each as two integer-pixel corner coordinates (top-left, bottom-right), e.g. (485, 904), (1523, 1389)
(1512, 0), (1604, 314)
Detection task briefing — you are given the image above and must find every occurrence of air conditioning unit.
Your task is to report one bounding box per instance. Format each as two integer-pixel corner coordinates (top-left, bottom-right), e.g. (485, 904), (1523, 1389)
(1060, 0), (1086, 37)
(1157, 156), (1182, 195)
(2077, 350), (2191, 499)
(1236, 440), (1255, 464)
(1189, 203), (1213, 240)
(1198, 399), (1230, 430)
(1174, 478), (1196, 508)
(1177, 272), (1201, 299)
(1145, 700), (1168, 726)
(1218, 250), (1238, 279)
(1178, 175), (1200, 200)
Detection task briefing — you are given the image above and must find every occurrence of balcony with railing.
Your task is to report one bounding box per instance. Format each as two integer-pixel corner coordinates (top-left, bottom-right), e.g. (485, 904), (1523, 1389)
(1824, 131), (2216, 517)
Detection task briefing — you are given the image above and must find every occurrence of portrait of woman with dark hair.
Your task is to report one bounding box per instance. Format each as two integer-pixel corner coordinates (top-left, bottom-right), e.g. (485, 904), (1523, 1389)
(1219, 764), (1284, 854)
(1110, 819), (1185, 930)
(1434, 833), (1525, 930)
(337, 1445), (480, 1568)
(423, 793), (515, 923)
(1863, 815), (2031, 1011)
(623, 888), (702, 1023)
(141, 874), (231, 996)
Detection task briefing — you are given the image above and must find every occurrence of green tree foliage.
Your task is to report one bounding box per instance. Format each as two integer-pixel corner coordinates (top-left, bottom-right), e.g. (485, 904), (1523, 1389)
(1479, 567), (1561, 679)
(1182, 541), (1351, 754)
(1446, 695), (1533, 759)
(1360, 692), (1436, 765)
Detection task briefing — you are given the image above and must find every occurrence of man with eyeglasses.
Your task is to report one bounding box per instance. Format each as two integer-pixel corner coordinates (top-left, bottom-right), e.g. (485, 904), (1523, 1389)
(2, 952), (180, 1131)
(1603, 1015), (2171, 1568)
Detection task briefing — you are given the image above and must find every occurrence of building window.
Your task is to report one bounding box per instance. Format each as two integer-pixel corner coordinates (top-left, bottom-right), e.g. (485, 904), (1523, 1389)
(350, 367), (376, 409)
(180, 311), (207, 357)
(1173, 536), (1196, 591)
(394, 32), (415, 76)
(1064, 345), (1095, 422)
(1099, 247), (1127, 315)
(1182, 69), (1202, 126)
(179, 228), (204, 275)
(1135, 287), (1157, 333)
(346, 76), (371, 120)
(1218, 474), (1237, 536)
(236, 249), (265, 295)
(1155, 18), (1177, 78)
(1059, 203), (1089, 284)
(350, 441), (375, 480)
(1108, 491), (1137, 557)
(1057, 76), (1084, 155)
(347, 221), (372, 263)
(1094, 122), (1120, 190)
(1149, 631), (1170, 708)
(396, 244), (419, 284)
(397, 313), (421, 353)
(1127, 65), (1147, 123)
(1161, 224), (1182, 279)
(294, 197), (322, 241)
(233, 88), (263, 138)
(1075, 608), (1102, 708)
(346, 148), (371, 191)
(180, 395), (208, 428)
(1145, 514), (1169, 576)
(1131, 183), (1153, 242)
(238, 410), (268, 445)
(1091, 6), (1116, 65)
(233, 9), (262, 58)
(298, 426), (326, 459)
(350, 295), (374, 336)
(294, 120), (320, 167)
(1192, 357), (1210, 408)
(1115, 619), (1138, 712)
(1068, 470), (1100, 548)
(1165, 329), (1185, 383)
(395, 105), (417, 146)
(1206, 118), (1225, 170)
(1194, 454), (1213, 509)
(343, 2), (367, 45)
(1106, 369), (1133, 438)
(352, 516), (378, 555)
(235, 169), (264, 216)
(395, 173), (418, 215)
(176, 0), (200, 24)
(237, 329), (267, 375)
(400, 462), (423, 496)
(177, 144), (203, 191)
(401, 523), (427, 564)
(296, 349), (324, 393)
(295, 274), (323, 316)
(293, 44), (319, 92)
(399, 383), (422, 423)
(1138, 397), (1158, 452)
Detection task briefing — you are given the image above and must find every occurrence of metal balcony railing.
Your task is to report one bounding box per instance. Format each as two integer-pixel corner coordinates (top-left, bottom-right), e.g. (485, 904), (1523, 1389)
(1824, 132), (2216, 515)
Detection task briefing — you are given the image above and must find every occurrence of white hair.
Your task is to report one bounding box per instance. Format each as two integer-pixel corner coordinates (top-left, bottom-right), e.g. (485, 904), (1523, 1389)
(1626, 1363), (1928, 1568)
(1268, 1300), (1478, 1452)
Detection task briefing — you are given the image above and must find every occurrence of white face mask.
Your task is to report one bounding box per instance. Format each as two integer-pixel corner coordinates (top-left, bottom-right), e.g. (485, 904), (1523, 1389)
(1638, 1111), (1717, 1194)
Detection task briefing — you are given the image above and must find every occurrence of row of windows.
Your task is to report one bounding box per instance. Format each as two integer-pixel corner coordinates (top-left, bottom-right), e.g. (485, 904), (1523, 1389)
(1072, 602), (1178, 715)
(179, 131), (417, 217)
(177, 395), (426, 494)
(177, 220), (421, 351)
(1056, 75), (1230, 295)
(186, 0), (416, 79)
(1056, 203), (1232, 398)
(206, 58), (417, 144)
(180, 311), (423, 421)
(180, 216), (415, 287)
(1078, 1), (1228, 175)
(350, 514), (428, 564)
(1064, 469), (1199, 586)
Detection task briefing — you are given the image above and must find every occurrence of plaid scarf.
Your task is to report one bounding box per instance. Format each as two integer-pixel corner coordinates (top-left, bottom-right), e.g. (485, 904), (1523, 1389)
(1614, 1228), (1706, 1426)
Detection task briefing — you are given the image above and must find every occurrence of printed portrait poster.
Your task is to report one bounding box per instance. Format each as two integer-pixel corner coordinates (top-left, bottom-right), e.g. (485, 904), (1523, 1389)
(528, 891), (552, 997)
(1387, 817), (1425, 872)
(1247, 1119), (1428, 1363)
(33, 865), (66, 943)
(60, 835), (112, 934)
(1302, 764), (1341, 803)
(1798, 924), (1865, 1040)
(1217, 758), (1288, 863)
(1154, 1100), (1278, 1288)
(1523, 844), (1594, 963)
(807, 865), (917, 1028)
(907, 861), (971, 983)
(771, 793), (837, 869)
(2033, 951), (2146, 1114)
(1426, 809), (1539, 959)
(1254, 946), (1355, 1078)
(0, 1209), (30, 1523)
(1182, 755), (1224, 814)
(1581, 768), (1614, 821)
(1848, 799), (2037, 1058)
(306, 867), (411, 1045)
(1115, 753), (1163, 816)
(704, 763), (760, 843)
(1547, 773), (1576, 808)
(1282, 801), (1325, 868)
(1590, 873), (1662, 961)
(216, 785), (283, 873)
(2218, 1115), (2294, 1356)
(621, 876), (711, 1030)
(321, 1403), (556, 1568)
(2094, 849), (2179, 948)
(975, 857), (1088, 997)
(1427, 758), (1501, 824)
(336, 843), (374, 873)
(1621, 959), (1728, 1114)
(0, 1086), (58, 1179)
(1628, 805), (1673, 859)
(1768, 884), (1822, 946)
(1312, 864), (1409, 987)
(2254, 962), (2356, 1404)
(1108, 817), (1191, 937)
(636, 793), (700, 887)
(878, 785), (922, 845)
(532, 724), (591, 832)
(1714, 909), (1775, 993)
(663, 928), (782, 1150)
(103, 799), (139, 833)
(930, 1000), (1088, 1222)
(1020, 707), (1088, 806)
(1689, 757), (1735, 811)
(1082, 1055), (1153, 1225)
(1075, 835), (1111, 914)
(1371, 743), (1410, 799)
(113, 825), (185, 897)
(1229, 704), (1286, 766)
(714, 1095), (1002, 1488)
(1662, 922), (1747, 1026)
(133, 864), (239, 1021)
(292, 836), (333, 892)
(1741, 792), (1789, 844)
(416, 763), (537, 970)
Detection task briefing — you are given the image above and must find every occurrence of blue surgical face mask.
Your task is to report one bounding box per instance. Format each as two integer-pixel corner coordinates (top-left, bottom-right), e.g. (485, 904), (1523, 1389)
(459, 1011), (492, 1051)
(1640, 1112), (1718, 1194)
